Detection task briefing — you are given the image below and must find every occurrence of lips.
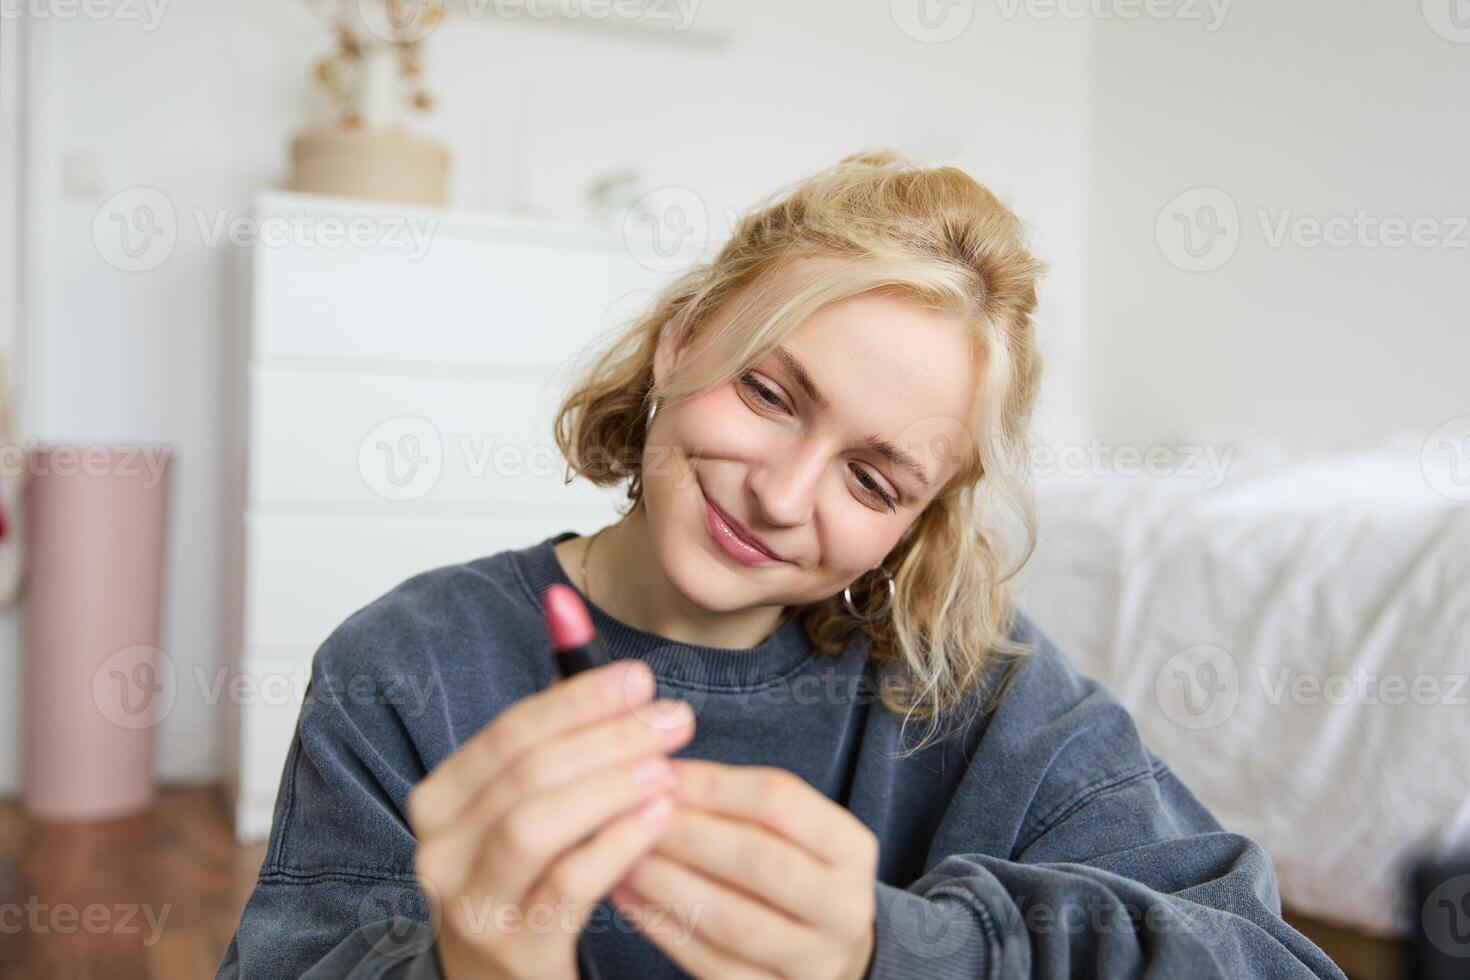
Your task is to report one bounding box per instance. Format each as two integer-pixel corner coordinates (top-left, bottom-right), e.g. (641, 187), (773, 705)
(700, 484), (785, 563)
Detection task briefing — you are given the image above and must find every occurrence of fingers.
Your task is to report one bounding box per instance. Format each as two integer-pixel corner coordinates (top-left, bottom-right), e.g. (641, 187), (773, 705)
(416, 704), (695, 894)
(409, 660), (656, 838)
(522, 793), (677, 933)
(433, 792), (679, 978)
(667, 760), (879, 868)
(494, 697), (696, 831)
(465, 754), (677, 902)
(651, 807), (851, 930)
(613, 894), (779, 980)
(617, 854), (819, 975)
(419, 752), (679, 902)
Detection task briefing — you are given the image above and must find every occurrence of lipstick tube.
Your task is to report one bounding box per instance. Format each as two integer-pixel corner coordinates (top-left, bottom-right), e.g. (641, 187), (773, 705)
(541, 583), (611, 677)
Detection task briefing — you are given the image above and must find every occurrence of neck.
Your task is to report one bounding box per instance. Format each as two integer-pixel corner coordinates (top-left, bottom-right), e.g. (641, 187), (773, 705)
(577, 500), (791, 650)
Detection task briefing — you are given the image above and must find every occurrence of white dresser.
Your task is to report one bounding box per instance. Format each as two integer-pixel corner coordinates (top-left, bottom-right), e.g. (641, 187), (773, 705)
(221, 191), (677, 841)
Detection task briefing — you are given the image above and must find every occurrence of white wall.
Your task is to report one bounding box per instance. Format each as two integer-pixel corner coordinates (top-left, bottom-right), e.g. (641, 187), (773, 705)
(7, 0), (1093, 791)
(1087, 0), (1470, 448)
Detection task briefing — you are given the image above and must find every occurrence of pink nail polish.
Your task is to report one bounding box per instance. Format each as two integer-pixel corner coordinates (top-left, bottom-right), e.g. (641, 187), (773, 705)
(632, 757), (669, 786)
(638, 795), (673, 825)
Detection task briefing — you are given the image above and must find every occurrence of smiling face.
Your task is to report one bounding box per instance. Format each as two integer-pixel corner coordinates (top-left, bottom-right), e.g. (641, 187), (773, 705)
(641, 277), (980, 615)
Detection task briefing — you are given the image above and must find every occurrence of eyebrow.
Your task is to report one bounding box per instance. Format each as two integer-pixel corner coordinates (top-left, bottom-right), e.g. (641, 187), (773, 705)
(769, 345), (933, 492)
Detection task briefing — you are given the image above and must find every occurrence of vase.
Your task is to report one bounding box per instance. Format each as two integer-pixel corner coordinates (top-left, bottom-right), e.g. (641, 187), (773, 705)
(287, 127), (451, 207)
(22, 446), (174, 822)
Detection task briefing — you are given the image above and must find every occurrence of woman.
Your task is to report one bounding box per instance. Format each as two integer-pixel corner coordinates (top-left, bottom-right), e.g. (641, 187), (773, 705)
(217, 151), (1345, 979)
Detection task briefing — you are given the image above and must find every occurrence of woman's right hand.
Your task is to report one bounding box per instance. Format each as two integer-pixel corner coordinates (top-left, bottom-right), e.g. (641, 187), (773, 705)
(406, 659), (695, 980)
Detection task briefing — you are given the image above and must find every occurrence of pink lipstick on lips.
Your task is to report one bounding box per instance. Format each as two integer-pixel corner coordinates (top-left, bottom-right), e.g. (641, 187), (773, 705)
(542, 583), (611, 677)
(701, 486), (785, 566)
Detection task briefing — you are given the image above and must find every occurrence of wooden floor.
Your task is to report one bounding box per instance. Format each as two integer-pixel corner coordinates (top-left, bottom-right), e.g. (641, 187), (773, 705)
(1283, 909), (1409, 980)
(0, 786), (265, 980)
(0, 785), (1404, 980)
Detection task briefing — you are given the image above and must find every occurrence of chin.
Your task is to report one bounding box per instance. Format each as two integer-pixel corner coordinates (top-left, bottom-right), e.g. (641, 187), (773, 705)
(650, 491), (756, 611)
(666, 532), (754, 612)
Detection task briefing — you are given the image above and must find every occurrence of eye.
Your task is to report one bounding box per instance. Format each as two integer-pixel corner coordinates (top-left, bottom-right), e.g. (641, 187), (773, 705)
(740, 371), (900, 514)
(739, 372), (786, 411)
(850, 463), (899, 513)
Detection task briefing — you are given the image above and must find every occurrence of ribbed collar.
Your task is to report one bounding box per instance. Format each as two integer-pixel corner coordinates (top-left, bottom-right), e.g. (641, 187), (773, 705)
(511, 530), (820, 690)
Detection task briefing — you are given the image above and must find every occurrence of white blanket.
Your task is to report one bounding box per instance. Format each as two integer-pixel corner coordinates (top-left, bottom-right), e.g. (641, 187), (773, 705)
(1013, 431), (1470, 938)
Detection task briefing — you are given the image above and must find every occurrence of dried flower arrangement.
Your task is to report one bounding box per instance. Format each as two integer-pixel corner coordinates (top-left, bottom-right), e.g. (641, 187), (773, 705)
(307, 0), (442, 129)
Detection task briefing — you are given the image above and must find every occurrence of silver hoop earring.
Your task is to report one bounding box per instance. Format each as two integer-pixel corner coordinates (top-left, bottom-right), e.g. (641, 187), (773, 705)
(843, 565), (895, 621)
(646, 398), (660, 428)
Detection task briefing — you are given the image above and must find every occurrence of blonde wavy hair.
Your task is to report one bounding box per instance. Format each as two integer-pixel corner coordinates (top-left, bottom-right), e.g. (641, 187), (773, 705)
(554, 149), (1046, 754)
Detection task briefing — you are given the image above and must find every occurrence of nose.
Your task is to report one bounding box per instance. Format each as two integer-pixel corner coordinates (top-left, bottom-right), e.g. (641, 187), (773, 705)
(747, 440), (828, 527)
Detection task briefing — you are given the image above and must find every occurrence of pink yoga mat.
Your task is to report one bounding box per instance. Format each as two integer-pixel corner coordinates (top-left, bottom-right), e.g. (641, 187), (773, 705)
(22, 445), (174, 821)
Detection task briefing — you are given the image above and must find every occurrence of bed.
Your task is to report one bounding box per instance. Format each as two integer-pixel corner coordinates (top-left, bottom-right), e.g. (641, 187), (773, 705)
(1011, 429), (1470, 945)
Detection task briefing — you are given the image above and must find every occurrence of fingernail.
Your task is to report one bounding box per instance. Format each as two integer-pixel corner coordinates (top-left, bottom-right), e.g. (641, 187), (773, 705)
(651, 699), (693, 729)
(632, 756), (669, 787)
(637, 796), (673, 826)
(611, 663), (653, 701)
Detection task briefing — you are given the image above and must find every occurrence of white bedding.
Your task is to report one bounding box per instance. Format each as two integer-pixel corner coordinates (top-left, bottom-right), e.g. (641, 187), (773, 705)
(1012, 431), (1470, 938)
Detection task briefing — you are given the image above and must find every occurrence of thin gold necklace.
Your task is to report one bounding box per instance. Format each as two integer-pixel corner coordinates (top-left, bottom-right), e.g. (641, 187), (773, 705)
(579, 527), (604, 605)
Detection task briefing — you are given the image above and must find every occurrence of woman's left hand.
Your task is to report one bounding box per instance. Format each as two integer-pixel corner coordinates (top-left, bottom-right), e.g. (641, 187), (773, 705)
(609, 759), (878, 980)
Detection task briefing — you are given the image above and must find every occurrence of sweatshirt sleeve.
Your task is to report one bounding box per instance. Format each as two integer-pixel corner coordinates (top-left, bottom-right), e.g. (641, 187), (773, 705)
(862, 615), (1348, 980)
(213, 681), (450, 979)
(215, 613), (451, 979)
(865, 758), (1347, 979)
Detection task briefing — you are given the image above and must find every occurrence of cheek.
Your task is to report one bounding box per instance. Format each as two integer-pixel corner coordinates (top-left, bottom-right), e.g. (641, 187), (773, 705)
(816, 522), (900, 582)
(664, 386), (776, 461)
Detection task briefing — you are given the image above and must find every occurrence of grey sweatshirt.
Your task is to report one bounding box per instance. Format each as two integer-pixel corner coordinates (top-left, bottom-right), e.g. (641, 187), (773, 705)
(215, 529), (1346, 979)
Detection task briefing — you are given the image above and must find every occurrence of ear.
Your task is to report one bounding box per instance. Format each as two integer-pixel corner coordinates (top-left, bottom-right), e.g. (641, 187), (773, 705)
(651, 324), (687, 392)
